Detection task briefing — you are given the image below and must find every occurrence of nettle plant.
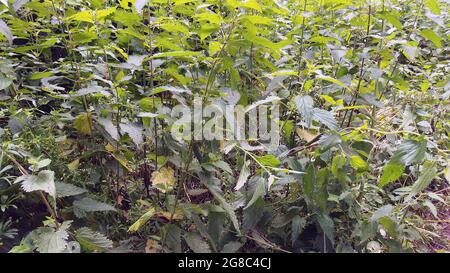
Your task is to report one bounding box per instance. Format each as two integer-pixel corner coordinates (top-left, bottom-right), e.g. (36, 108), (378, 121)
(0, 0), (449, 253)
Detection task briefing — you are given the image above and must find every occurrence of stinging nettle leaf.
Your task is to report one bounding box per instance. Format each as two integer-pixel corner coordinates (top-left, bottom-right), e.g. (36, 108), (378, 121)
(379, 161), (404, 187)
(73, 197), (115, 218)
(408, 162), (437, 198)
(312, 108), (338, 130)
(294, 95), (314, 127)
(55, 182), (87, 198)
(74, 227), (113, 252)
(391, 139), (427, 166)
(33, 227), (69, 253)
(184, 232), (211, 253)
(244, 178), (266, 209)
(15, 170), (56, 198)
(120, 122), (144, 146)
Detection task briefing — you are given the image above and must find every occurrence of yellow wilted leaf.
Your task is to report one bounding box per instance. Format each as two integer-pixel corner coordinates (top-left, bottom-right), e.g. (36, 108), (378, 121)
(104, 143), (134, 172)
(296, 128), (318, 143)
(155, 210), (184, 220)
(151, 167), (176, 193)
(112, 153), (133, 172)
(105, 143), (116, 153)
(67, 159), (80, 171)
(73, 113), (92, 135)
(128, 207), (156, 232)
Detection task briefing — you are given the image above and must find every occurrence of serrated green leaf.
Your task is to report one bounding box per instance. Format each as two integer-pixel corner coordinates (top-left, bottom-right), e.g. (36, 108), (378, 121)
(350, 155), (369, 171)
(74, 227), (113, 252)
(391, 139), (427, 166)
(409, 162), (437, 197)
(55, 182), (87, 198)
(379, 161), (404, 187)
(184, 232), (211, 253)
(15, 170), (56, 198)
(256, 154), (281, 167)
(294, 95), (314, 127)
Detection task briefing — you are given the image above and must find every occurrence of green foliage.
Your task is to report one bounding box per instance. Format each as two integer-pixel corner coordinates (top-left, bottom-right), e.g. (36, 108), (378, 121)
(0, 0), (448, 254)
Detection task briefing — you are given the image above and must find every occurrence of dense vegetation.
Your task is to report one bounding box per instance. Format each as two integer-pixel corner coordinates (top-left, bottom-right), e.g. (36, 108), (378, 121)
(0, 0), (449, 253)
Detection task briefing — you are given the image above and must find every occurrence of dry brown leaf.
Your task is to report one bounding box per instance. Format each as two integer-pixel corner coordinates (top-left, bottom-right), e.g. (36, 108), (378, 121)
(145, 239), (161, 253)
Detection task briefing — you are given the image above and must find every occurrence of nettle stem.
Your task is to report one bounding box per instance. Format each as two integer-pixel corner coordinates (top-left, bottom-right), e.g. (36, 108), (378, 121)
(341, 1), (372, 128)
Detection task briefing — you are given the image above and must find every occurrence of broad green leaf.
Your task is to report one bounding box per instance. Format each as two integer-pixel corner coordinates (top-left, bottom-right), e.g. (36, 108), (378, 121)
(55, 182), (87, 198)
(74, 227), (113, 252)
(160, 21), (190, 35)
(424, 0), (441, 15)
(241, 15), (273, 25)
(312, 108), (338, 130)
(379, 161), (404, 187)
(377, 12), (403, 30)
(15, 170), (56, 198)
(350, 155), (369, 171)
(73, 197), (115, 218)
(244, 178), (266, 209)
(221, 241), (243, 253)
(391, 139), (427, 166)
(73, 31), (97, 43)
(33, 226), (69, 253)
(370, 205), (393, 221)
(317, 213), (334, 243)
(73, 113), (93, 135)
(184, 232), (211, 253)
(317, 133), (342, 150)
(195, 12), (223, 24)
(117, 28), (145, 40)
(208, 41), (222, 56)
(66, 11), (94, 24)
(120, 122), (143, 146)
(291, 215), (306, 246)
(294, 95), (314, 127)
(331, 155), (346, 176)
(199, 174), (240, 235)
(408, 162), (437, 197)
(243, 197), (264, 230)
(420, 29), (442, 48)
(29, 71), (54, 80)
(113, 10), (141, 27)
(165, 224), (182, 253)
(256, 154), (281, 167)
(315, 72), (351, 91)
(96, 7), (116, 20)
